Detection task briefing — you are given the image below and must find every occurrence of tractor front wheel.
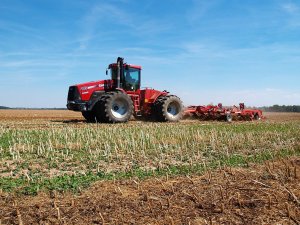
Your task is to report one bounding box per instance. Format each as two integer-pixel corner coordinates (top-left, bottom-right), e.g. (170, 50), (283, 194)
(82, 111), (96, 123)
(95, 92), (133, 123)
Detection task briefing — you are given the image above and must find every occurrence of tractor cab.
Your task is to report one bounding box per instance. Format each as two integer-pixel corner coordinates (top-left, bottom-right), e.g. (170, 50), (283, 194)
(108, 57), (141, 92)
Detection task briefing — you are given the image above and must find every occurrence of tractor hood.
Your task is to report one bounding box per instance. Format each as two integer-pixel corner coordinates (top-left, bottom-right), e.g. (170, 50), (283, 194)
(73, 79), (114, 101)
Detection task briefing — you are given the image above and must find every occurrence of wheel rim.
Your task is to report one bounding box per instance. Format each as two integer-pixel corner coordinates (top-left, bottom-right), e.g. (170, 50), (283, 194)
(111, 98), (129, 119)
(167, 102), (180, 118)
(226, 113), (232, 122)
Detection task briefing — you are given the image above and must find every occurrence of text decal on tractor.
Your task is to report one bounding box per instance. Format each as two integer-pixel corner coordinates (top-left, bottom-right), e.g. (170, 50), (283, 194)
(67, 57), (183, 123)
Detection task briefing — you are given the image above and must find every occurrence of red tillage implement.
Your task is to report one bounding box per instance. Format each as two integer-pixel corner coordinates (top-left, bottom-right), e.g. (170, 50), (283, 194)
(185, 103), (264, 122)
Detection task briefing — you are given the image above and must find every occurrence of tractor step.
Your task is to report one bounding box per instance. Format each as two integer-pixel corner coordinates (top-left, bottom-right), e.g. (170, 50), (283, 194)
(130, 94), (142, 116)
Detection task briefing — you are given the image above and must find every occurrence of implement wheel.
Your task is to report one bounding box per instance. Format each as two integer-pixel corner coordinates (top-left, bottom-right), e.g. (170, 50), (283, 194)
(225, 112), (233, 122)
(254, 113), (261, 120)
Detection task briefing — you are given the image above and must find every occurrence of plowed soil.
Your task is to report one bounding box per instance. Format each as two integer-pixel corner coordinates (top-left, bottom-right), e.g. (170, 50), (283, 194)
(1, 157), (299, 225)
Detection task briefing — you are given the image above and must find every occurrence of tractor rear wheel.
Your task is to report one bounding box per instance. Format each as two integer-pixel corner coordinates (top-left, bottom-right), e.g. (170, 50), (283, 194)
(82, 111), (96, 123)
(153, 95), (183, 122)
(95, 92), (133, 123)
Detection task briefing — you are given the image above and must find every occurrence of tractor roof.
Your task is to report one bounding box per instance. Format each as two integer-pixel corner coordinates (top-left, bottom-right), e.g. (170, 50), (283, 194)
(109, 63), (142, 70)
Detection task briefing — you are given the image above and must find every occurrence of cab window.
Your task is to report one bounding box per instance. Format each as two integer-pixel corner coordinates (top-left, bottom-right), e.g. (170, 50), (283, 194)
(123, 68), (140, 91)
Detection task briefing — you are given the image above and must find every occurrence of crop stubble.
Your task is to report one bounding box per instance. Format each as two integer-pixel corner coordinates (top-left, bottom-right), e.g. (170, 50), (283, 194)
(0, 110), (299, 224)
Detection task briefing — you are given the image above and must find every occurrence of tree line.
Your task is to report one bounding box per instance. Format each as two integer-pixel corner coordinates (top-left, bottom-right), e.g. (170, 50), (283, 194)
(0, 106), (66, 110)
(0, 106), (10, 109)
(259, 105), (300, 112)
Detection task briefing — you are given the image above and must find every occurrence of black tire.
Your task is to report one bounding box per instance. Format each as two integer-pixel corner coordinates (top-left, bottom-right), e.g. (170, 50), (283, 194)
(225, 112), (233, 122)
(94, 92), (133, 123)
(153, 95), (183, 122)
(254, 113), (261, 120)
(82, 111), (96, 123)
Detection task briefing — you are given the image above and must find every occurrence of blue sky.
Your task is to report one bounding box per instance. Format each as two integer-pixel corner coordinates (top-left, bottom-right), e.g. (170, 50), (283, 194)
(0, 0), (299, 108)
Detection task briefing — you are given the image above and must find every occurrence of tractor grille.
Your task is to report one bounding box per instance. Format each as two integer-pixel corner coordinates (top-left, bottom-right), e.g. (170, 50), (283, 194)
(68, 86), (80, 101)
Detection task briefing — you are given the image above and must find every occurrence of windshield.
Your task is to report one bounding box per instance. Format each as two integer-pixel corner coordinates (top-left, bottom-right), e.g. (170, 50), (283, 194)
(123, 68), (140, 91)
(109, 66), (140, 91)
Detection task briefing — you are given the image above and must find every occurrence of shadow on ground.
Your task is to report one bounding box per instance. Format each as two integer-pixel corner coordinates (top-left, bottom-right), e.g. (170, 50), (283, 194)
(51, 119), (87, 124)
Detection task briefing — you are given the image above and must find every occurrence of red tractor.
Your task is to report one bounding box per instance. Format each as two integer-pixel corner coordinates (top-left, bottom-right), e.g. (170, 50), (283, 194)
(67, 57), (183, 123)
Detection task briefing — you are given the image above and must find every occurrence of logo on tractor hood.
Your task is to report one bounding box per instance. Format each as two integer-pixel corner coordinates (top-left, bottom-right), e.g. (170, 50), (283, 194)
(81, 84), (104, 91)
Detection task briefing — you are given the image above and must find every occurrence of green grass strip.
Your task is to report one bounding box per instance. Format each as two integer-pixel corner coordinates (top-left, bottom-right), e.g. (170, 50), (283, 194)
(0, 148), (299, 196)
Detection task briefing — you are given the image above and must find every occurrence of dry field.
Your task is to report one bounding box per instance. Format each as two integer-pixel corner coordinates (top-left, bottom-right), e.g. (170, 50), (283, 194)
(0, 110), (299, 224)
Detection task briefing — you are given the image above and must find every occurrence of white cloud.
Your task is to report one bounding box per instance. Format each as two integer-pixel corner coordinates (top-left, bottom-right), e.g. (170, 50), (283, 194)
(76, 2), (134, 51)
(281, 2), (300, 28)
(282, 3), (299, 14)
(186, 0), (222, 23)
(75, 1), (175, 51)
